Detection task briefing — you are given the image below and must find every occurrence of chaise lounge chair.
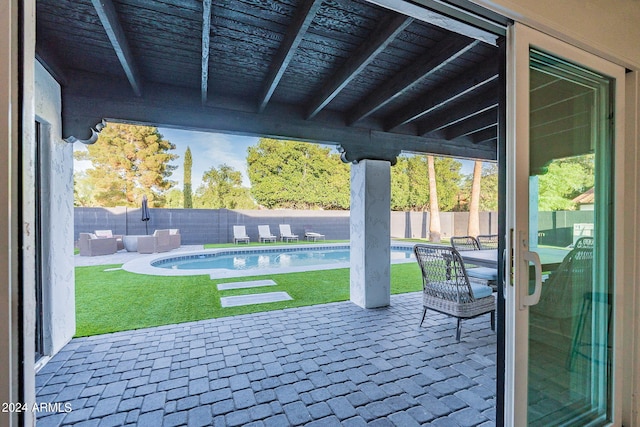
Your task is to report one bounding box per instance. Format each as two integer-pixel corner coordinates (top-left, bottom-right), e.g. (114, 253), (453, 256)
(258, 225), (277, 243)
(304, 225), (325, 242)
(232, 225), (250, 244)
(279, 224), (298, 242)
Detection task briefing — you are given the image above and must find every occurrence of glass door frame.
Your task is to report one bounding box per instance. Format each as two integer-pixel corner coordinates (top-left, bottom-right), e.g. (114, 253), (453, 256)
(505, 22), (626, 425)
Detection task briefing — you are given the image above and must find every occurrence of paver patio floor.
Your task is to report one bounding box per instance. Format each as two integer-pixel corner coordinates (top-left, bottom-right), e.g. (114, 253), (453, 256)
(35, 293), (496, 426)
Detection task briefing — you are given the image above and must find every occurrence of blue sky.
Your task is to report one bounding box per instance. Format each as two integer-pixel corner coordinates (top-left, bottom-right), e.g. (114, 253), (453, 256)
(74, 126), (477, 190)
(158, 128), (258, 189)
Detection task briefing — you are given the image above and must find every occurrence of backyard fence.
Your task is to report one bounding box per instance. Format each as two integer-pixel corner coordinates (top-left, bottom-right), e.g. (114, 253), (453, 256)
(74, 207), (587, 247)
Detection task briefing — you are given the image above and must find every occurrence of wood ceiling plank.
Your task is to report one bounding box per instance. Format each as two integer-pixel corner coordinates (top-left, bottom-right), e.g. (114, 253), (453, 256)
(385, 57), (498, 130)
(444, 107), (497, 139)
(258, 0), (323, 112)
(348, 35), (478, 124)
(417, 87), (498, 134)
(306, 13), (413, 119)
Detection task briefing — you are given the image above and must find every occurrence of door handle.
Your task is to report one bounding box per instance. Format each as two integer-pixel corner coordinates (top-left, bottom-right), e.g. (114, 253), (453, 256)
(520, 249), (542, 310)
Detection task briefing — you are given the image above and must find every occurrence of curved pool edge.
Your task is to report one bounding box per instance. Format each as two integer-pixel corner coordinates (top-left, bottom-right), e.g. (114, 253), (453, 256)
(121, 242), (417, 278)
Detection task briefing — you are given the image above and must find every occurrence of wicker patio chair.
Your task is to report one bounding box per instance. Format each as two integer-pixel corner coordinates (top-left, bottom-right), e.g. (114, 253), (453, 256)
(451, 235), (497, 290)
(414, 244), (495, 341)
(451, 236), (481, 251)
(476, 234), (498, 250)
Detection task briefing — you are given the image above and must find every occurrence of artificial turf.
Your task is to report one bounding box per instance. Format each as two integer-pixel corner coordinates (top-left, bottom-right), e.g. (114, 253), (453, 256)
(75, 262), (422, 337)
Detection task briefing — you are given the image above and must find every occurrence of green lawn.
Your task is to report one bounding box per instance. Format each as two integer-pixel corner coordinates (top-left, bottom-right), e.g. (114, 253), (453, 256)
(75, 262), (422, 337)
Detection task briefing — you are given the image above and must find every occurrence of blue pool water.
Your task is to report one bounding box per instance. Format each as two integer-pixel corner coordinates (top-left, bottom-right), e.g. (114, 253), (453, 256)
(152, 246), (414, 271)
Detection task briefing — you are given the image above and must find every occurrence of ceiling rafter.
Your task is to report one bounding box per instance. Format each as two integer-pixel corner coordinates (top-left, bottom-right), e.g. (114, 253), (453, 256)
(347, 36), (479, 125)
(305, 13), (414, 119)
(201, 0), (213, 105)
(385, 57), (498, 131)
(258, 0), (324, 113)
(445, 107), (497, 140)
(91, 0), (143, 97)
(471, 126), (497, 144)
(417, 87), (498, 135)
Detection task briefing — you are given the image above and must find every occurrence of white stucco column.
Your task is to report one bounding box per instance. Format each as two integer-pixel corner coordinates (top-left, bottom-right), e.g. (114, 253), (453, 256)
(350, 159), (391, 308)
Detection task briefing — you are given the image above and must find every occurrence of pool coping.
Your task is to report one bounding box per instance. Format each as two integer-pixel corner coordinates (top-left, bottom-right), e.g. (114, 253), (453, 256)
(121, 242), (417, 278)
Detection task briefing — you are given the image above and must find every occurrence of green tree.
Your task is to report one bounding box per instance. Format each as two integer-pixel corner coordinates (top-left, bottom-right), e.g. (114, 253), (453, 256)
(183, 146), (193, 208)
(391, 155), (462, 212)
(479, 163), (498, 211)
(194, 164), (255, 209)
(74, 171), (95, 207)
(74, 123), (178, 207)
(247, 138), (350, 209)
(537, 155), (594, 211)
(165, 188), (184, 208)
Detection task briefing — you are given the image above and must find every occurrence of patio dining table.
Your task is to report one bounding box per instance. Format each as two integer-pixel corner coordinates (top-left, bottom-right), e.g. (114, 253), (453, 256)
(459, 247), (571, 272)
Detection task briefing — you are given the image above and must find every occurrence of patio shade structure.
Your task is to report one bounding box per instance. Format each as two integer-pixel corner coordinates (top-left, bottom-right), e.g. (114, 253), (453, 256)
(141, 194), (150, 235)
(36, 0), (508, 162)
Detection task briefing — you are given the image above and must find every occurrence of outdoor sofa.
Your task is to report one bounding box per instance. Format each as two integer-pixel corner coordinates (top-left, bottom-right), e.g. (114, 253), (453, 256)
(78, 233), (118, 256)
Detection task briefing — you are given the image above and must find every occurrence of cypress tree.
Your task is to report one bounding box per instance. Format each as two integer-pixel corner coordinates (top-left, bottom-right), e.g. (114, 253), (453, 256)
(183, 146), (193, 208)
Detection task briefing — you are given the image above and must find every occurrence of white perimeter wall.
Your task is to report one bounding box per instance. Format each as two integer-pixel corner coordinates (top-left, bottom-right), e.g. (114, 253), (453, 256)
(35, 61), (76, 355)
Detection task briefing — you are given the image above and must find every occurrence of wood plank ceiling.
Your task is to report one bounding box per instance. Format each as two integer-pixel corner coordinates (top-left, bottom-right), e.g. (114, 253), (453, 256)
(36, 0), (504, 161)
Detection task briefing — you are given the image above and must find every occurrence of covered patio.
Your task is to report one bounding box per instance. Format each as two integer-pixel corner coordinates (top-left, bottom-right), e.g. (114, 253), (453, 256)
(36, 293), (496, 426)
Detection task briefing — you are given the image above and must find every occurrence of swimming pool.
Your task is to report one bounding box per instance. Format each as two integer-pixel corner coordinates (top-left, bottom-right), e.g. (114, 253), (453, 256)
(122, 243), (416, 278)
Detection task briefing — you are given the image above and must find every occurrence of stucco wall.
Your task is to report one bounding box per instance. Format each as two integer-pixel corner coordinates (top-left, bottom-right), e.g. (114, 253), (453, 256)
(472, 0), (640, 70)
(35, 61), (76, 355)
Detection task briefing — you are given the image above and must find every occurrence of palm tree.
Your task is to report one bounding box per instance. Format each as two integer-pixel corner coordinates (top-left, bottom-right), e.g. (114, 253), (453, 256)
(467, 160), (482, 236)
(427, 155), (441, 243)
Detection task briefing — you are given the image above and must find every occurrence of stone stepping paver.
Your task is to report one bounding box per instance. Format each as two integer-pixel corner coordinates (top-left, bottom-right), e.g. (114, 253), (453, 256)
(220, 291), (292, 307)
(217, 279), (277, 291)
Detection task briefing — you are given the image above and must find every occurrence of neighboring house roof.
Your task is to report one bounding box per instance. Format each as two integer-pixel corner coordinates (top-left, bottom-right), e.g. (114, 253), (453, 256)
(572, 187), (594, 204)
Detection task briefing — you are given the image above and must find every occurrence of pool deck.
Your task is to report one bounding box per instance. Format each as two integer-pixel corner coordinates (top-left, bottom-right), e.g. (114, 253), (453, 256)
(35, 293), (496, 427)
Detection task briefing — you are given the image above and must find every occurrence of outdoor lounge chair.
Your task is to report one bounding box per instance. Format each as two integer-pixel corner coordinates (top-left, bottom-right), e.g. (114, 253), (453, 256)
(304, 225), (325, 241)
(95, 229), (124, 251)
(258, 225), (277, 243)
(78, 233), (118, 256)
(138, 229), (172, 254)
(451, 235), (498, 290)
(279, 224), (298, 242)
(414, 244), (495, 341)
(232, 225), (250, 244)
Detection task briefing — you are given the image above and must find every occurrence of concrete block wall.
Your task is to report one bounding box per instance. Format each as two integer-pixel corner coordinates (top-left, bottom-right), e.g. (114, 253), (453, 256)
(75, 207), (508, 245)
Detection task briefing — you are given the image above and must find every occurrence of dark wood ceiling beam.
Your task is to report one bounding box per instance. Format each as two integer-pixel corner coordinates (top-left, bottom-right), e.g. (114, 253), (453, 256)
(470, 126), (497, 144)
(417, 87), (498, 135)
(386, 57), (498, 131)
(347, 36), (479, 125)
(91, 0), (143, 96)
(201, 0), (212, 105)
(444, 108), (497, 140)
(305, 13), (414, 119)
(258, 0), (324, 113)
(61, 71), (496, 160)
